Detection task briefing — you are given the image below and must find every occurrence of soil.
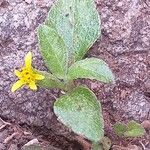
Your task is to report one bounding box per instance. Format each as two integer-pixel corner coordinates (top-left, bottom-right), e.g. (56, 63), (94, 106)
(0, 0), (150, 150)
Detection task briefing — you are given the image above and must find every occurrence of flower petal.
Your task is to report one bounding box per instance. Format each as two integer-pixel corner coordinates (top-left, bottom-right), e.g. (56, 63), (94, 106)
(35, 74), (45, 80)
(29, 81), (37, 90)
(14, 69), (22, 78)
(25, 51), (32, 69)
(11, 80), (25, 92)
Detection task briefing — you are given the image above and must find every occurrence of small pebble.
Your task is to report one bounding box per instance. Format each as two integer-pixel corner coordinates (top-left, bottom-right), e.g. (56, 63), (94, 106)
(145, 79), (150, 90)
(141, 120), (150, 130)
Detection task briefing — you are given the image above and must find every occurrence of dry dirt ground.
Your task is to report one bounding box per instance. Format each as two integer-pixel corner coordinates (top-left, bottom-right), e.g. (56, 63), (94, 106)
(0, 0), (150, 149)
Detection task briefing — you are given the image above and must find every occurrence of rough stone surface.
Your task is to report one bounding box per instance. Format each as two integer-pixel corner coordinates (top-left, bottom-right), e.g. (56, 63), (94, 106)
(0, 130), (8, 143)
(0, 0), (150, 149)
(90, 0), (150, 121)
(0, 0), (71, 134)
(0, 143), (6, 150)
(8, 144), (18, 150)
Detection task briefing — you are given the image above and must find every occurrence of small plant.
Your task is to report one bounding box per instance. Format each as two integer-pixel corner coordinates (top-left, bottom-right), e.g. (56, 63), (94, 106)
(113, 120), (145, 137)
(12, 0), (115, 149)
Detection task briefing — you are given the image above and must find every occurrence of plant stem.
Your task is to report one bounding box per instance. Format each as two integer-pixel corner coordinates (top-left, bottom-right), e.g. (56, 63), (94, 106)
(65, 80), (76, 92)
(35, 70), (67, 90)
(92, 142), (103, 150)
(35, 69), (76, 92)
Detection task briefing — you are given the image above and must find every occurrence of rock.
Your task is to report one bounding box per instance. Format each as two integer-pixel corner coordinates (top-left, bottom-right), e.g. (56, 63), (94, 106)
(0, 143), (6, 150)
(0, 0), (3, 6)
(127, 145), (142, 150)
(0, 0), (149, 126)
(0, 0), (150, 149)
(22, 139), (62, 150)
(145, 79), (150, 91)
(141, 120), (150, 130)
(42, 145), (61, 150)
(24, 139), (39, 146)
(0, 0), (67, 134)
(22, 139), (41, 150)
(33, 0), (54, 7)
(24, 0), (32, 4)
(90, 82), (101, 90)
(8, 144), (18, 150)
(89, 0), (150, 121)
(0, 130), (8, 143)
(112, 90), (150, 121)
(112, 145), (142, 150)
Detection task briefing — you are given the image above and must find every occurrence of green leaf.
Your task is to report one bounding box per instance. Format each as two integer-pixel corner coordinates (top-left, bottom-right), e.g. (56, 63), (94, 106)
(35, 70), (66, 90)
(113, 123), (127, 137)
(46, 0), (100, 61)
(68, 58), (115, 83)
(38, 25), (68, 79)
(113, 121), (145, 138)
(124, 121), (145, 137)
(54, 86), (104, 142)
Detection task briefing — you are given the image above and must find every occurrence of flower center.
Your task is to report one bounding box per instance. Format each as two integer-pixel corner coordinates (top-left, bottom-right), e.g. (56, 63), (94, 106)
(21, 68), (35, 83)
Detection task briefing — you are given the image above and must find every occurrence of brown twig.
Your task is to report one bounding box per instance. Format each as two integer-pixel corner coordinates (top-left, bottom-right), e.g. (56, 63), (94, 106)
(0, 118), (11, 130)
(3, 132), (19, 144)
(0, 118), (11, 126)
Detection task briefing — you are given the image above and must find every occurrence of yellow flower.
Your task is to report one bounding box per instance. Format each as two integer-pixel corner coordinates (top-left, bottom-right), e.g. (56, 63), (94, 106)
(11, 51), (45, 92)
